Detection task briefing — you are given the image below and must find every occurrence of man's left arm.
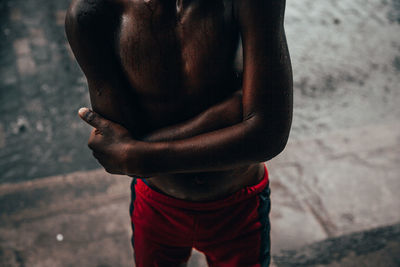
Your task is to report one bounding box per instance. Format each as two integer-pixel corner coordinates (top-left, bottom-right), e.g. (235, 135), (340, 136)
(81, 0), (293, 177)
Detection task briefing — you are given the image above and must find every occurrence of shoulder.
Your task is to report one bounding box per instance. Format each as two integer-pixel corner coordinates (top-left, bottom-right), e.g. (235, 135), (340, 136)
(233, 0), (286, 19)
(66, 0), (126, 30)
(233, 0), (286, 32)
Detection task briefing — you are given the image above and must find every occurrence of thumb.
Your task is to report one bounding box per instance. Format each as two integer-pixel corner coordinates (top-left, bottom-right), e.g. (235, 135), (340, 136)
(78, 107), (108, 129)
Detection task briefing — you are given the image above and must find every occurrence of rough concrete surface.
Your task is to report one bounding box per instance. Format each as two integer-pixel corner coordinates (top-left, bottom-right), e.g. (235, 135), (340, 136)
(1, 0), (400, 266)
(273, 223), (400, 267)
(268, 122), (400, 252)
(0, 0), (98, 183)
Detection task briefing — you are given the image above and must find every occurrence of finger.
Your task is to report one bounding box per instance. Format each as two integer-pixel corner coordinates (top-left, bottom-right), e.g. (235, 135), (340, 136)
(78, 107), (109, 130)
(87, 129), (105, 151)
(87, 129), (98, 149)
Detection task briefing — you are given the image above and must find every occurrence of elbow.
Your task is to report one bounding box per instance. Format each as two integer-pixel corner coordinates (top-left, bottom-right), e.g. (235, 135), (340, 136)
(258, 134), (289, 162)
(269, 134), (289, 159)
(246, 115), (291, 162)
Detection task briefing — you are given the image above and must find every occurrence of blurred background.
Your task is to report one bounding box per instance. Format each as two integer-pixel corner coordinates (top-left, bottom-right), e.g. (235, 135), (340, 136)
(1, 0), (399, 266)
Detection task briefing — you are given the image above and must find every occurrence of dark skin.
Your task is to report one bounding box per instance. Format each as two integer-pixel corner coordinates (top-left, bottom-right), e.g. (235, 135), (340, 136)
(66, 0), (293, 201)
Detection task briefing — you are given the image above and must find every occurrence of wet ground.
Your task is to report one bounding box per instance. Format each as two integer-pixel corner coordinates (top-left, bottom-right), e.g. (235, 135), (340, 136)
(0, 0), (97, 183)
(1, 0), (400, 266)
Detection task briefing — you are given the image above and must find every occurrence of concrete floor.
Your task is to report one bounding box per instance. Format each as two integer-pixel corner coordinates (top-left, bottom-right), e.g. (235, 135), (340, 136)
(1, 0), (400, 266)
(0, 0), (97, 183)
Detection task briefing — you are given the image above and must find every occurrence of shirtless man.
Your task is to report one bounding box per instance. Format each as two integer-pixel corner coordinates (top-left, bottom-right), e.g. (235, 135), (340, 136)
(65, 0), (292, 265)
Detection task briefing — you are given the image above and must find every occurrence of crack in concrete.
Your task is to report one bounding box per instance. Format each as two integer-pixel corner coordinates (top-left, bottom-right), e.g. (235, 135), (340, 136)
(301, 180), (338, 237)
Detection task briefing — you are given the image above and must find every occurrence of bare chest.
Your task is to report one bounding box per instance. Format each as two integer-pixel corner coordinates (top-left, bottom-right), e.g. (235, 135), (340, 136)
(69, 0), (240, 131)
(118, 0), (239, 96)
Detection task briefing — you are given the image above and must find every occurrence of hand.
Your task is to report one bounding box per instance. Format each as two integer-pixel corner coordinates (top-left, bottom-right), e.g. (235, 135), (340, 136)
(78, 107), (135, 175)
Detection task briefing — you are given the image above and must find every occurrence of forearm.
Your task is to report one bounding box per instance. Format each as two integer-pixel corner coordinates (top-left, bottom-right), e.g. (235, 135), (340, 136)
(142, 90), (243, 142)
(127, 104), (291, 177)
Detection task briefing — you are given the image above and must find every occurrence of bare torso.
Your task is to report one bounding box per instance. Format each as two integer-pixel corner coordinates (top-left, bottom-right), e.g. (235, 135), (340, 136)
(66, 0), (265, 201)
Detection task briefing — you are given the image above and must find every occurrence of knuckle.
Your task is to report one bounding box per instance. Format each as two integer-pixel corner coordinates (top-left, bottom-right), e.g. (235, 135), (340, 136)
(85, 111), (96, 123)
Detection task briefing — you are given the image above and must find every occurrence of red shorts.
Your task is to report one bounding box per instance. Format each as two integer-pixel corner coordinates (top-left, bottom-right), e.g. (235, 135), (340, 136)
(129, 165), (270, 267)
